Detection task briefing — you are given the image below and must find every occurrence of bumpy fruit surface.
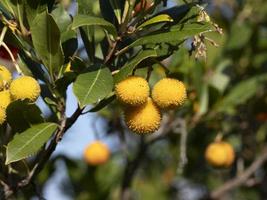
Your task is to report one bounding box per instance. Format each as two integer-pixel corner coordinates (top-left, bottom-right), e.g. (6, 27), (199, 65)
(115, 76), (149, 106)
(0, 65), (12, 90)
(0, 107), (6, 125)
(10, 76), (41, 102)
(124, 97), (161, 134)
(152, 78), (187, 110)
(0, 90), (11, 109)
(205, 142), (235, 167)
(83, 141), (110, 165)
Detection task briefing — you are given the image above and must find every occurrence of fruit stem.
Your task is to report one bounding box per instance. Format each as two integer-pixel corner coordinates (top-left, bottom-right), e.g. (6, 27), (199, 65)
(1, 42), (23, 75)
(0, 26), (23, 75)
(215, 132), (223, 142)
(0, 26), (8, 45)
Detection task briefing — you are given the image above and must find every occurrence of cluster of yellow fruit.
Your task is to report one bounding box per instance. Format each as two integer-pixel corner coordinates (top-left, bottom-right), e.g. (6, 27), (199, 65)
(83, 140), (110, 165)
(205, 141), (235, 168)
(115, 76), (187, 134)
(0, 65), (41, 125)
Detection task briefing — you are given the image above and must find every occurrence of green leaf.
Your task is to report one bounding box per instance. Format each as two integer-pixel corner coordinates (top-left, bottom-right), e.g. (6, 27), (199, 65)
(71, 14), (117, 37)
(137, 14), (173, 30)
(6, 101), (44, 133)
(1, 0), (27, 34)
(0, 0), (15, 19)
(24, 0), (47, 26)
(256, 123), (267, 143)
(199, 83), (209, 115)
(56, 71), (77, 97)
(88, 94), (116, 112)
(208, 72), (230, 93)
(215, 73), (267, 113)
(30, 11), (64, 75)
(77, 0), (94, 15)
(226, 22), (252, 50)
(178, 5), (202, 23)
(61, 30), (78, 62)
(51, 5), (72, 33)
(114, 49), (158, 83)
(73, 65), (114, 107)
(109, 0), (122, 24)
(120, 22), (212, 53)
(170, 21), (212, 32)
(5, 123), (58, 165)
(0, 0), (20, 18)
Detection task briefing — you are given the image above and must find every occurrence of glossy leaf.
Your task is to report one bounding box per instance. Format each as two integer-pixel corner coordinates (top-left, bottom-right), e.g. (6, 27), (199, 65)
(114, 49), (158, 83)
(51, 5), (72, 33)
(73, 65), (114, 107)
(137, 14), (173, 30)
(30, 11), (64, 75)
(71, 14), (117, 37)
(6, 101), (44, 133)
(120, 22), (213, 53)
(5, 123), (58, 165)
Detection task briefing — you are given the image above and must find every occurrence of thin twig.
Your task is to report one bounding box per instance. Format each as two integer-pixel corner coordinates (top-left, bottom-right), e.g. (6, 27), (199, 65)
(1, 42), (22, 75)
(4, 106), (84, 199)
(0, 26), (8, 45)
(120, 136), (147, 200)
(147, 114), (175, 144)
(104, 40), (118, 64)
(210, 147), (267, 199)
(120, 114), (182, 199)
(0, 26), (22, 75)
(0, 180), (13, 200)
(177, 119), (188, 173)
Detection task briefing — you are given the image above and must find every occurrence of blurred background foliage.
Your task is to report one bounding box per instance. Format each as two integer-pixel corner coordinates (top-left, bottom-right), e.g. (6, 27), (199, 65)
(40, 0), (267, 199)
(1, 0), (267, 199)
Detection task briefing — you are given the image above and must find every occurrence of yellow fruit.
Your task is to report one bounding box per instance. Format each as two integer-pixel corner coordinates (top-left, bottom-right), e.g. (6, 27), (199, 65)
(205, 142), (235, 168)
(0, 90), (12, 109)
(83, 141), (110, 165)
(221, 142), (235, 167)
(115, 76), (149, 106)
(0, 107), (6, 125)
(124, 97), (161, 134)
(0, 65), (12, 90)
(152, 78), (187, 110)
(10, 76), (41, 102)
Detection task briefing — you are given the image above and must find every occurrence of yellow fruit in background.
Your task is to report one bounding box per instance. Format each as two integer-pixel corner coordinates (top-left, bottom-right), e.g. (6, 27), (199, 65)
(152, 78), (187, 110)
(115, 76), (150, 106)
(0, 107), (6, 125)
(0, 65), (12, 90)
(83, 141), (110, 165)
(0, 90), (12, 109)
(205, 141), (235, 167)
(10, 76), (41, 102)
(221, 142), (235, 167)
(124, 97), (161, 134)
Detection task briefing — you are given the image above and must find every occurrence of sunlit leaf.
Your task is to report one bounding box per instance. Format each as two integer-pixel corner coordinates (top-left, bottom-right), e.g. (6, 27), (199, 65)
(73, 65), (114, 107)
(6, 123), (58, 165)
